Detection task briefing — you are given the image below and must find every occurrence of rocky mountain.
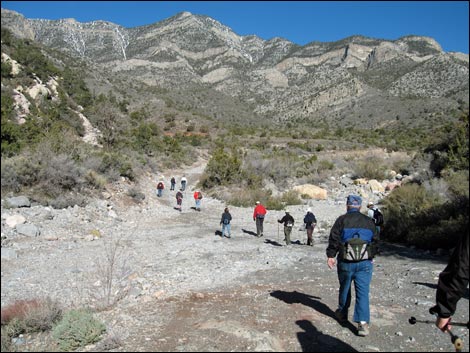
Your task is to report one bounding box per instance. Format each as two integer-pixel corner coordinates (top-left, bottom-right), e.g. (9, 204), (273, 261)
(1, 8), (469, 128)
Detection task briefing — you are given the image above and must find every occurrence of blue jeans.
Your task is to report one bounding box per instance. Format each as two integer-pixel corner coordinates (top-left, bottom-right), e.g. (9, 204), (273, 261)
(336, 260), (373, 323)
(195, 199), (201, 209)
(222, 223), (231, 237)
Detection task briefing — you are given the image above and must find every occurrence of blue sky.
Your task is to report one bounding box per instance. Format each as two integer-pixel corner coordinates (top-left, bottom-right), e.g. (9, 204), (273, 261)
(2, 1), (469, 53)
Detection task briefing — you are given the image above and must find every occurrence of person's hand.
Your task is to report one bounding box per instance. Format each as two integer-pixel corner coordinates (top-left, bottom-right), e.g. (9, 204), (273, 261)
(327, 257), (336, 269)
(436, 316), (452, 332)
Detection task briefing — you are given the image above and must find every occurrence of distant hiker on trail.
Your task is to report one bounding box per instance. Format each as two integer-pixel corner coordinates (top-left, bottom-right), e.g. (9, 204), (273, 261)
(193, 190), (203, 211)
(431, 232), (469, 333)
(253, 201), (267, 237)
(326, 195), (378, 337)
(181, 176), (187, 191)
(175, 189), (183, 211)
(156, 180), (165, 197)
(367, 201), (383, 237)
(303, 208), (317, 246)
(220, 207), (232, 238)
(278, 210), (295, 245)
(170, 177), (176, 191)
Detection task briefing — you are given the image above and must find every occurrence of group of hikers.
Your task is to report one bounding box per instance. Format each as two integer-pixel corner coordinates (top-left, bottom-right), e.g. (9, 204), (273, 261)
(156, 179), (468, 339)
(220, 195), (468, 340)
(156, 176), (203, 212)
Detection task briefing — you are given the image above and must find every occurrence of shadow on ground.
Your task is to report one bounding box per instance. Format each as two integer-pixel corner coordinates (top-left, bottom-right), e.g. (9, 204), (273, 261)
(270, 290), (357, 335)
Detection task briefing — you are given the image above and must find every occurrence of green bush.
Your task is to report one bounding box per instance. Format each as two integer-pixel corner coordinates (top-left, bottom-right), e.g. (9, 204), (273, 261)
(52, 309), (106, 351)
(200, 147), (244, 188)
(381, 183), (467, 249)
(354, 157), (386, 179)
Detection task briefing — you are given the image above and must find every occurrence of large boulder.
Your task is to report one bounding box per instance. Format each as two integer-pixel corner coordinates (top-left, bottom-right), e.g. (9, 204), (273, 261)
(293, 184), (327, 200)
(368, 179), (385, 193)
(6, 196), (31, 208)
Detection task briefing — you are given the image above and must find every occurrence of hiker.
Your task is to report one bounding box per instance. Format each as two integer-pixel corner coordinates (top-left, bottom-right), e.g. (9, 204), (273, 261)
(367, 201), (383, 237)
(432, 232), (469, 332)
(253, 201), (267, 237)
(170, 177), (176, 191)
(156, 180), (165, 197)
(304, 208), (317, 246)
(193, 190), (203, 211)
(278, 210), (295, 245)
(181, 176), (187, 191)
(220, 207), (232, 238)
(326, 195), (378, 337)
(175, 189), (183, 211)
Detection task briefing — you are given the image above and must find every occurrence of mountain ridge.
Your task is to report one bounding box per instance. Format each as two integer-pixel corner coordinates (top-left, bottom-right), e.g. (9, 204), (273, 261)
(1, 7), (469, 128)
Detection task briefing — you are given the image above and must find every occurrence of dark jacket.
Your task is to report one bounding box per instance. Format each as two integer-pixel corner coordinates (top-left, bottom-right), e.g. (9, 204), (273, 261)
(176, 191), (183, 200)
(220, 212), (232, 225)
(326, 209), (377, 261)
(435, 233), (469, 318)
(304, 212), (317, 228)
(278, 214), (295, 227)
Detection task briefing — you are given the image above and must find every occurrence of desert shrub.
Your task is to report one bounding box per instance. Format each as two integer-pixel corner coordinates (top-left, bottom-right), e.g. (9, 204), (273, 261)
(354, 157), (387, 180)
(223, 188), (272, 208)
(84, 169), (107, 189)
(1, 60), (12, 78)
(128, 187), (145, 203)
(200, 147), (243, 188)
(444, 170), (469, 198)
(279, 190), (303, 206)
(1, 326), (14, 352)
(52, 309), (106, 351)
(1, 298), (62, 344)
(1, 155), (40, 192)
(381, 182), (467, 249)
(37, 153), (84, 195)
(99, 152), (135, 181)
(90, 235), (131, 310)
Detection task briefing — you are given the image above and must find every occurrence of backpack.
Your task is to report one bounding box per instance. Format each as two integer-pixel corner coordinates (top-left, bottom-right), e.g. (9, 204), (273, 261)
(341, 228), (375, 261)
(304, 213), (317, 227)
(197, 192), (203, 199)
(373, 208), (384, 226)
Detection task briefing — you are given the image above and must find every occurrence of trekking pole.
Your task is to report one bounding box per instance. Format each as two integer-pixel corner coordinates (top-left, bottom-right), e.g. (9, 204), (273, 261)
(277, 221), (280, 244)
(409, 315), (465, 352)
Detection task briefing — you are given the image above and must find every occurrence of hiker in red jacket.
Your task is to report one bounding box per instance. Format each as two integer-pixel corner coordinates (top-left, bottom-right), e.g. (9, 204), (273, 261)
(193, 190), (202, 211)
(253, 201), (267, 237)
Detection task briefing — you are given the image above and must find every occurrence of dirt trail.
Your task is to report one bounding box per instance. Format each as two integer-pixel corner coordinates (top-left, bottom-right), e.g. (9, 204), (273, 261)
(3, 156), (468, 352)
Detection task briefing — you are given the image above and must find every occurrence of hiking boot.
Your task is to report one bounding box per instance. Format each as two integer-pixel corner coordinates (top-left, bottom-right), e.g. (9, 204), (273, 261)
(357, 322), (369, 336)
(334, 309), (347, 323)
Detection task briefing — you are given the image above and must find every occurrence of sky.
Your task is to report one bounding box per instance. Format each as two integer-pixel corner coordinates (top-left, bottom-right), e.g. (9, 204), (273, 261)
(2, 1), (469, 53)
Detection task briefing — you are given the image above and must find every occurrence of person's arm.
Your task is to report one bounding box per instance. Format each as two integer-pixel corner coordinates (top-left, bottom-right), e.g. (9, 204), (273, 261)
(326, 216), (343, 266)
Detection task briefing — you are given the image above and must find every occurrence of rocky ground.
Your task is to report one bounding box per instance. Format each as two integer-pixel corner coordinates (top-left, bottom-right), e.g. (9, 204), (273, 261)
(1, 158), (468, 352)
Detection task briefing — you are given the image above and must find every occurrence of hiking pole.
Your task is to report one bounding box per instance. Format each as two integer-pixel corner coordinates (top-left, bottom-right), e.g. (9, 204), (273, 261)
(277, 221), (280, 244)
(408, 317), (469, 328)
(409, 316), (464, 352)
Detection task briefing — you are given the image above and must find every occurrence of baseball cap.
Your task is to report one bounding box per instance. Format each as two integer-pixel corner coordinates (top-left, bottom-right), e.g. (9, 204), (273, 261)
(346, 195), (362, 207)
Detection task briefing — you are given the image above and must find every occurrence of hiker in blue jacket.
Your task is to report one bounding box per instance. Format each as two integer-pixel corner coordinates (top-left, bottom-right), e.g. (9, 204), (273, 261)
(220, 207), (232, 238)
(326, 195), (378, 337)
